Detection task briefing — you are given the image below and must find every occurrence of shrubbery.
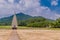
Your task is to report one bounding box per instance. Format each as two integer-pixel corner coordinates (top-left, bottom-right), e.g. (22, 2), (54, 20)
(18, 18), (60, 28)
(1, 16), (60, 28)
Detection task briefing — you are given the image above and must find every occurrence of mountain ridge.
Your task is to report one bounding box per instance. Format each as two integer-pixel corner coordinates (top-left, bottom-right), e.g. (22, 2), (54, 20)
(0, 12), (53, 26)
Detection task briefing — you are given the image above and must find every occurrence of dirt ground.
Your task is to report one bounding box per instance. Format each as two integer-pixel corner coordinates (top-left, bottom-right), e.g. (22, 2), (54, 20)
(0, 29), (60, 40)
(8, 30), (20, 40)
(0, 29), (12, 40)
(17, 29), (60, 40)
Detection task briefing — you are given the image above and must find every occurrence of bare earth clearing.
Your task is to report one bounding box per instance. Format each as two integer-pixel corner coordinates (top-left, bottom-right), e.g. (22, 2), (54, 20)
(17, 30), (60, 40)
(8, 30), (20, 40)
(0, 29), (60, 40)
(0, 30), (12, 40)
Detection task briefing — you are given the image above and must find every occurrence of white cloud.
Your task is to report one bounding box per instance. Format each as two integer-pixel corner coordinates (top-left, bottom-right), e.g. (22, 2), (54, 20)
(0, 0), (5, 3)
(8, 0), (14, 3)
(51, 0), (58, 6)
(0, 0), (60, 20)
(55, 13), (60, 19)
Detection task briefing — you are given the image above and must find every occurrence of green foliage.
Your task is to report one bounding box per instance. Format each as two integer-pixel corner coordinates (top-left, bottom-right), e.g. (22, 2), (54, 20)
(18, 20), (27, 26)
(53, 18), (60, 28)
(27, 22), (48, 28)
(1, 12), (60, 28)
(23, 17), (52, 28)
(0, 26), (11, 29)
(0, 13), (32, 26)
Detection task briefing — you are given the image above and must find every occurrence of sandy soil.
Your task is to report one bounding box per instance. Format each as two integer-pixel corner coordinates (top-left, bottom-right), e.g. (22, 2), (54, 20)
(8, 30), (20, 40)
(17, 29), (60, 40)
(0, 30), (12, 40)
(0, 29), (60, 40)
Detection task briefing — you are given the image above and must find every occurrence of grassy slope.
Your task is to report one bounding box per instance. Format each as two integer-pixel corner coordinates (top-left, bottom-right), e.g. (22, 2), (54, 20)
(0, 26), (11, 29)
(18, 26), (60, 30)
(0, 26), (60, 30)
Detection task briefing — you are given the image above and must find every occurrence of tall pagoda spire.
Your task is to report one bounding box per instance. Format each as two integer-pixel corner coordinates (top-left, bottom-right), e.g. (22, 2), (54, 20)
(12, 10), (18, 29)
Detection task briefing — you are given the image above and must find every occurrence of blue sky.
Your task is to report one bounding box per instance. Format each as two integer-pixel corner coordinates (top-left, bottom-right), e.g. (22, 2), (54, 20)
(40, 0), (60, 12)
(0, 0), (60, 20)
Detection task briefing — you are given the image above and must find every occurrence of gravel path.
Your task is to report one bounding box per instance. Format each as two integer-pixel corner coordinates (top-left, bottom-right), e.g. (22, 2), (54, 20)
(8, 30), (20, 40)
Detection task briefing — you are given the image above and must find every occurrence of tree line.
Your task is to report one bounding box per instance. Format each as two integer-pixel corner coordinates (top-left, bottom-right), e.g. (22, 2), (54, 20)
(0, 17), (60, 28)
(18, 17), (60, 28)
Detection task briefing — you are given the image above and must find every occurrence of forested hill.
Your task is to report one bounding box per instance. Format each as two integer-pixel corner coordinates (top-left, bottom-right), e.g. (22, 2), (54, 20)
(0, 12), (32, 25)
(0, 12), (53, 26)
